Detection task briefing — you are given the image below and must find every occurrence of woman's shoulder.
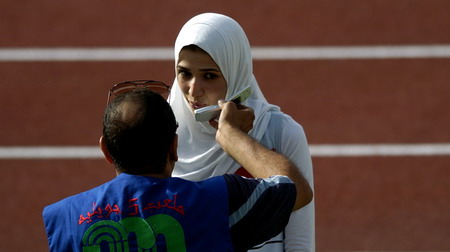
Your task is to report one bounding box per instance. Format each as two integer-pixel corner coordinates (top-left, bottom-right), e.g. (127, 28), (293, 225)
(267, 111), (304, 133)
(261, 111), (308, 151)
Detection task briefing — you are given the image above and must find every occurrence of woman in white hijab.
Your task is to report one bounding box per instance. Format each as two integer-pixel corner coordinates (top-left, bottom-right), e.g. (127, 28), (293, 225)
(169, 13), (315, 251)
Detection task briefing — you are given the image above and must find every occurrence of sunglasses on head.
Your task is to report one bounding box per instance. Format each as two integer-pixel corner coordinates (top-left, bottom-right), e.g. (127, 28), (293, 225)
(106, 80), (171, 105)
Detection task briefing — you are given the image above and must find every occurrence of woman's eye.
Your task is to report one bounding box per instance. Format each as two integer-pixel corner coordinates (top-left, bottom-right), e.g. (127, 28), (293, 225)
(178, 70), (191, 78)
(204, 73), (217, 79)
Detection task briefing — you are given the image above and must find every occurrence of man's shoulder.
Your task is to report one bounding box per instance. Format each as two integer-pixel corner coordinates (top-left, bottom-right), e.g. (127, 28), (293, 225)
(222, 174), (294, 211)
(43, 179), (113, 217)
(223, 174), (293, 189)
(225, 174), (296, 249)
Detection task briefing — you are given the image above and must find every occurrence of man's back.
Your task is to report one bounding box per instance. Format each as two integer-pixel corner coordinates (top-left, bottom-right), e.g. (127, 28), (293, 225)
(43, 173), (232, 251)
(43, 172), (296, 251)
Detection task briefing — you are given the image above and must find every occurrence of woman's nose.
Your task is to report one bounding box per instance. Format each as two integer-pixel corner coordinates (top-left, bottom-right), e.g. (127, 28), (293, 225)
(188, 78), (204, 98)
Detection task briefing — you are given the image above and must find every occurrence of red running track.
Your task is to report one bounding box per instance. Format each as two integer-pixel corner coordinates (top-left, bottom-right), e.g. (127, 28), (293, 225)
(1, 1), (449, 251)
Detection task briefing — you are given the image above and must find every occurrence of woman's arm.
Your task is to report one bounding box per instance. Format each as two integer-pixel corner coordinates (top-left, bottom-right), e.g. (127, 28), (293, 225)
(276, 115), (315, 252)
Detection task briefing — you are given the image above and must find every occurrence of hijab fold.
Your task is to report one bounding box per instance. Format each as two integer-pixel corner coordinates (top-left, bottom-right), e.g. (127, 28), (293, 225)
(169, 13), (280, 180)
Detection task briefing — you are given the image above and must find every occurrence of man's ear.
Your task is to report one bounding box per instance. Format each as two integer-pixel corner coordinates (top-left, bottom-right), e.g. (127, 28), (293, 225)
(169, 134), (178, 162)
(99, 136), (114, 164)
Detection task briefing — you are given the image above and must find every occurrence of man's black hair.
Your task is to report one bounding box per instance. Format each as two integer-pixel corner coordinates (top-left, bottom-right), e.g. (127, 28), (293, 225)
(102, 89), (177, 174)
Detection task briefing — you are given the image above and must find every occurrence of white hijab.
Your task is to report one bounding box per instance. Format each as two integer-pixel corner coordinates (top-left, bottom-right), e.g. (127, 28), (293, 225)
(169, 13), (280, 180)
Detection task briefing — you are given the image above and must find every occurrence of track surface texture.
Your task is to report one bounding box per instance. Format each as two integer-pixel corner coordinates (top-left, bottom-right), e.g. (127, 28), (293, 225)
(1, 0), (449, 251)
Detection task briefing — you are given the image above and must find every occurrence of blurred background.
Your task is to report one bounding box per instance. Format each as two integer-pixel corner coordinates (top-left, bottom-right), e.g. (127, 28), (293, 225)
(1, 0), (449, 251)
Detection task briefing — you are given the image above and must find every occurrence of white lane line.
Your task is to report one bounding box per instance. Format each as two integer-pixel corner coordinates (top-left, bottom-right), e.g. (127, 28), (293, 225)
(1, 45), (450, 61)
(0, 147), (103, 159)
(0, 48), (173, 61)
(309, 143), (450, 157)
(1, 144), (450, 159)
(252, 45), (450, 60)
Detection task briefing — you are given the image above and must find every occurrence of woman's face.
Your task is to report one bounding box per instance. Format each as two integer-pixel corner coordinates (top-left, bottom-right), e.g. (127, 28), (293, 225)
(176, 48), (227, 111)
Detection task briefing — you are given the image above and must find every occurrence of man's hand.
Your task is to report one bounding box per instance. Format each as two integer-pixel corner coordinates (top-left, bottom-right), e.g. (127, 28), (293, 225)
(214, 100), (313, 211)
(209, 100), (254, 134)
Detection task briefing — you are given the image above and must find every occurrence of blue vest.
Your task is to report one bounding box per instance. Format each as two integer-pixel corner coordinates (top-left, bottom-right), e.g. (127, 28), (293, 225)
(43, 173), (232, 251)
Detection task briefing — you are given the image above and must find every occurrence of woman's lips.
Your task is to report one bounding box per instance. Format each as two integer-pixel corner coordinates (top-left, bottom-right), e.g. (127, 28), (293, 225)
(190, 101), (206, 110)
